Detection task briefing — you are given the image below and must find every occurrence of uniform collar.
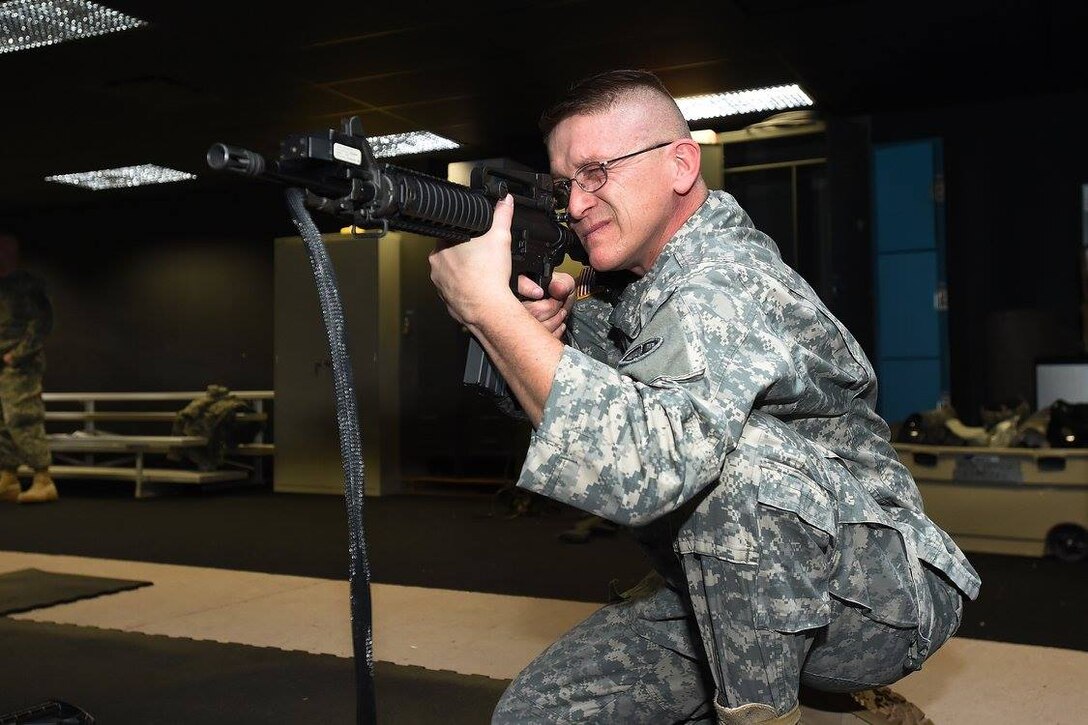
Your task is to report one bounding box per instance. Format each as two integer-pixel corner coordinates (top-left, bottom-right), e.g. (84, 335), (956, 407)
(609, 191), (754, 339)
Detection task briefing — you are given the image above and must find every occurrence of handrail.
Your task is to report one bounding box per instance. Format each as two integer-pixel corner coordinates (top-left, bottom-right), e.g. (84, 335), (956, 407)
(44, 412), (267, 421)
(43, 390), (274, 402)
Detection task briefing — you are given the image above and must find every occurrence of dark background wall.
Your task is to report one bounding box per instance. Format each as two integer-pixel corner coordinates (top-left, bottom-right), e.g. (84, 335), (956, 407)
(5, 185), (294, 393)
(3, 90), (1086, 426)
(872, 88), (1088, 422)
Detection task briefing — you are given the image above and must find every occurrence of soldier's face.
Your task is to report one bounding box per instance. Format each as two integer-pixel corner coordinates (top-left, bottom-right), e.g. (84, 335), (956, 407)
(547, 105), (676, 276)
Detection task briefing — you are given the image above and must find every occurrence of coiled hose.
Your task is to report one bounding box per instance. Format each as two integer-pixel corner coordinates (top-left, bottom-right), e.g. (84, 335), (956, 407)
(286, 187), (377, 724)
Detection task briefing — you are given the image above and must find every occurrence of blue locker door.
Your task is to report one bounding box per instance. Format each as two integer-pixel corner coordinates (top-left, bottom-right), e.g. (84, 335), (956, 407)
(872, 139), (949, 423)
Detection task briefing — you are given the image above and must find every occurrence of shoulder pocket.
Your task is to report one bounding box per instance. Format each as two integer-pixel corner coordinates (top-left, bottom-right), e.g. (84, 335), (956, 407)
(618, 297), (706, 385)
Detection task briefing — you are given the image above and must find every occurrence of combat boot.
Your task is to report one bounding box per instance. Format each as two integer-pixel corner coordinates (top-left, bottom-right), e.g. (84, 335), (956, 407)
(18, 470), (58, 504)
(0, 470), (20, 502)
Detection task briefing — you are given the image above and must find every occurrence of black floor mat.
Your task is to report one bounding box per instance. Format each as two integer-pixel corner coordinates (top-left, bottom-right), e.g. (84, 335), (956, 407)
(0, 617), (506, 724)
(0, 568), (151, 616)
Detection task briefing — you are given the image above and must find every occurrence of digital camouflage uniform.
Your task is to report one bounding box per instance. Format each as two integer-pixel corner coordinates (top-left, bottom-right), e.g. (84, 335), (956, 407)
(0, 270), (53, 472)
(493, 192), (981, 723)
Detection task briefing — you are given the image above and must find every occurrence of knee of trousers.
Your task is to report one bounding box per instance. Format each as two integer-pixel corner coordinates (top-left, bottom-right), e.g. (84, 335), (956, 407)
(492, 685), (548, 725)
(492, 594), (713, 724)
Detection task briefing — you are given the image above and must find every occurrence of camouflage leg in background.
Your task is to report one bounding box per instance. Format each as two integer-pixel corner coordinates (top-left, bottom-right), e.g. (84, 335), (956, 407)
(0, 364), (51, 471)
(491, 578), (716, 724)
(0, 408), (21, 472)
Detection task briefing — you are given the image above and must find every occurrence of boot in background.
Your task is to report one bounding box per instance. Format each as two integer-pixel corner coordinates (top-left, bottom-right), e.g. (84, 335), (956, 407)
(0, 470), (20, 502)
(18, 469), (58, 503)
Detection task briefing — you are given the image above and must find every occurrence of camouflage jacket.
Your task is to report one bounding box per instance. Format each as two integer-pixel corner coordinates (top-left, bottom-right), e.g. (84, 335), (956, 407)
(0, 270), (53, 365)
(518, 191), (981, 601)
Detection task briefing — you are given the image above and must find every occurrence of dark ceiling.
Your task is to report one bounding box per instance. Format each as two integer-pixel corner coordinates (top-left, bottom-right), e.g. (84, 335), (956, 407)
(1, 0), (1084, 213)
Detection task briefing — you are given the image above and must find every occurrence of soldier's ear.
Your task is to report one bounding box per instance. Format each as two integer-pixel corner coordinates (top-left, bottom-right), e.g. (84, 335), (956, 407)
(671, 140), (702, 195)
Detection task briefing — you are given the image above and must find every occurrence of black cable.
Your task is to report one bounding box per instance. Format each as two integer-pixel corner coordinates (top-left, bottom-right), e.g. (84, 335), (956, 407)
(286, 187), (377, 724)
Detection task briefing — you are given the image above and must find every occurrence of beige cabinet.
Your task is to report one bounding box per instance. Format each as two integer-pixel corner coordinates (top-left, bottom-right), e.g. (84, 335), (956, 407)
(273, 232), (406, 495)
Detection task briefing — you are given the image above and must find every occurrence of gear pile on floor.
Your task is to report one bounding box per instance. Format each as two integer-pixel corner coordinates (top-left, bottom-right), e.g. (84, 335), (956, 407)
(797, 686), (934, 724)
(895, 398), (1088, 449)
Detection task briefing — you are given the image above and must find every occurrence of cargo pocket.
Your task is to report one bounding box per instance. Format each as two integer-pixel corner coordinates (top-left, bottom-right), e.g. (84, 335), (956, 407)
(753, 460), (836, 633)
(829, 524), (920, 631)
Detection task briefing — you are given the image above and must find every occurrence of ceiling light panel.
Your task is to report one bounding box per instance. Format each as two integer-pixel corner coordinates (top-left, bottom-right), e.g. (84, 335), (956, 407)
(368, 131), (460, 158)
(0, 0), (146, 55)
(45, 164), (195, 190)
(676, 84), (814, 121)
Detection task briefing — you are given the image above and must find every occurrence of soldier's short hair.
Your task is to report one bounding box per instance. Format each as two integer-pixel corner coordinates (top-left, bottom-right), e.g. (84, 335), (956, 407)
(539, 69), (685, 141)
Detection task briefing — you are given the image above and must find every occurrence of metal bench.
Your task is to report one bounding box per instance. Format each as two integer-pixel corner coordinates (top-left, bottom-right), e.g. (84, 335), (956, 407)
(35, 391), (275, 498)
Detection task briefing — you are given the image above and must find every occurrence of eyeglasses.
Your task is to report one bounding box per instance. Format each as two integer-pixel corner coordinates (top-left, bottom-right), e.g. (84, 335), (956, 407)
(552, 140), (674, 208)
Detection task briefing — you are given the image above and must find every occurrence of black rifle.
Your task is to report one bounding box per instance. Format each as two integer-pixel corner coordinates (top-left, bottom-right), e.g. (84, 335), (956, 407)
(207, 115), (584, 397)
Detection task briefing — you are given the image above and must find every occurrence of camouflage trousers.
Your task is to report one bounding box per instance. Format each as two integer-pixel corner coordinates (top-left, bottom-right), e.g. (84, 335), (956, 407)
(492, 508), (964, 723)
(0, 360), (50, 471)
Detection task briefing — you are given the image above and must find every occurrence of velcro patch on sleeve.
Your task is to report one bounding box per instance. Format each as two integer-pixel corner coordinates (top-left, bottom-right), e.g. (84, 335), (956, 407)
(618, 337), (663, 366)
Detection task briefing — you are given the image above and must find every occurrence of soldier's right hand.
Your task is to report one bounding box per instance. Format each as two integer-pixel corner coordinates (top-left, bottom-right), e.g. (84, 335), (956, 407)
(518, 272), (576, 339)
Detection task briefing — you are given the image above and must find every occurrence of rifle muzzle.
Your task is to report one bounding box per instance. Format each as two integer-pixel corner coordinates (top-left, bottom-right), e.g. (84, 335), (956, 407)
(206, 143), (266, 176)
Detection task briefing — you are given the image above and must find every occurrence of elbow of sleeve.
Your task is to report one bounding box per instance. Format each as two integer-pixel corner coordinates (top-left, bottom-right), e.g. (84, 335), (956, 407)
(612, 507), (666, 528)
(602, 471), (709, 528)
(603, 492), (695, 528)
